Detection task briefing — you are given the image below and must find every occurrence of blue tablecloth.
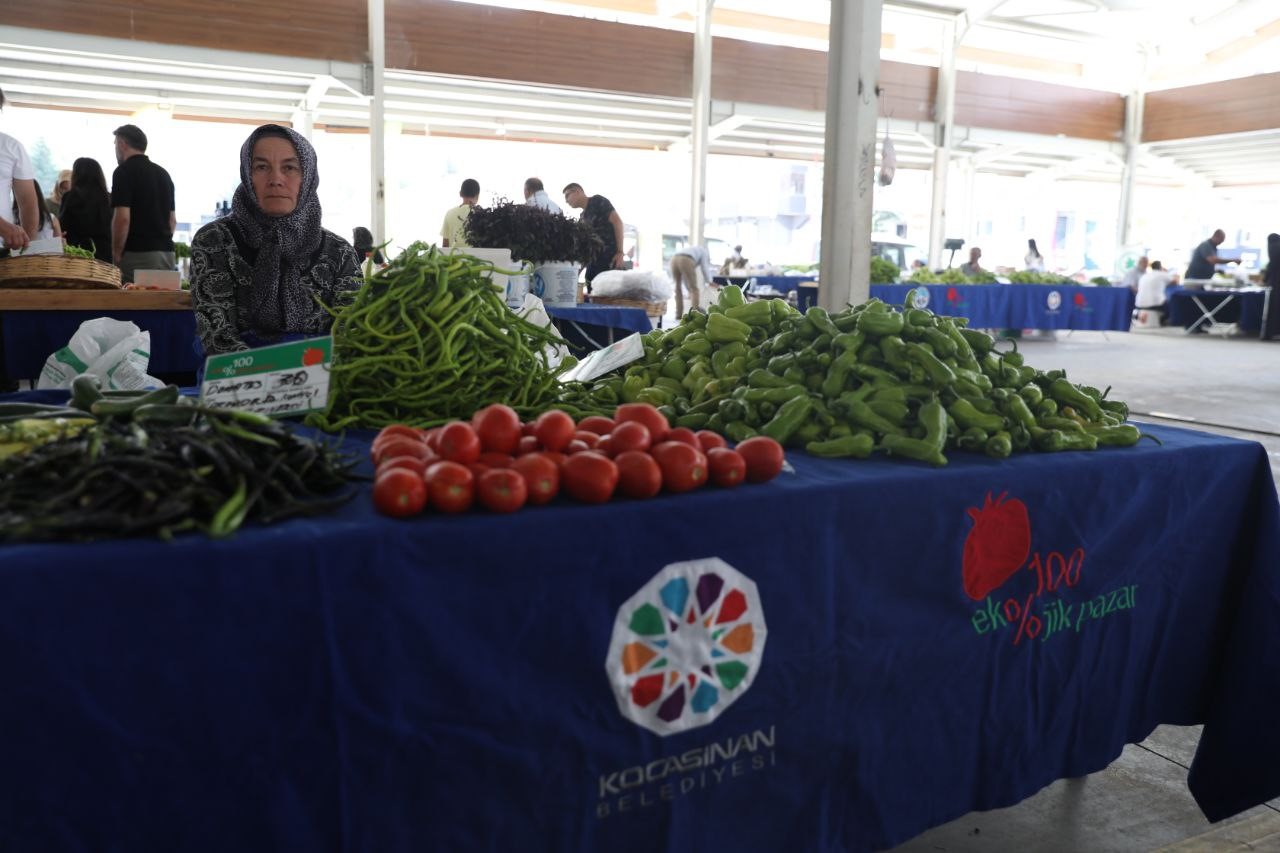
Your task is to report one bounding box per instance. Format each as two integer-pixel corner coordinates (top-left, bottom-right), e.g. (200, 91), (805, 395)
(547, 304), (653, 335)
(713, 275), (817, 297)
(1, 309), (200, 379)
(1167, 288), (1268, 334)
(871, 284), (1135, 331)
(0, 406), (1277, 852)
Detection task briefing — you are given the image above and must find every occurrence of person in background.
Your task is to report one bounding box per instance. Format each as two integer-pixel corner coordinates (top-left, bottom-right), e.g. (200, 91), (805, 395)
(959, 246), (984, 277)
(441, 178), (478, 248)
(1122, 256), (1149, 292)
(0, 87), (36, 251)
(110, 123), (176, 282)
(190, 124), (362, 356)
(524, 177), (561, 214)
(46, 169), (71, 213)
(730, 244), (744, 264)
(1263, 233), (1279, 340)
(563, 182), (624, 289)
(1185, 229), (1241, 280)
(1136, 260), (1175, 323)
(59, 157), (113, 262)
(1024, 239), (1045, 272)
(670, 244), (715, 318)
(352, 226), (385, 266)
(14, 179), (60, 241)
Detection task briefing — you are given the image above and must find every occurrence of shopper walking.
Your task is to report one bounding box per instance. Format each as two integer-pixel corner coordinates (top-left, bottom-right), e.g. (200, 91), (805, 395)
(441, 178), (478, 248)
(110, 123), (176, 282)
(59, 157), (113, 262)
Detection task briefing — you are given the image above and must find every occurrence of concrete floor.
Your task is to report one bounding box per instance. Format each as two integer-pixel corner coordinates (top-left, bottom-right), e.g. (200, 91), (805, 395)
(890, 326), (1280, 853)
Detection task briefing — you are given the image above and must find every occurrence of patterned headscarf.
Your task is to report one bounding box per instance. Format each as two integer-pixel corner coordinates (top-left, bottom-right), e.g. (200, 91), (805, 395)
(230, 124), (323, 333)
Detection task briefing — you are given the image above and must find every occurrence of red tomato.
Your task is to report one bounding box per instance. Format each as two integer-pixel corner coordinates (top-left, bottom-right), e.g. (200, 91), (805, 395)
(565, 440), (590, 455)
(511, 453), (560, 505)
(614, 403), (669, 444)
(665, 427), (700, 448)
(573, 430), (600, 450)
(736, 436), (785, 483)
(477, 468), (528, 513)
(706, 447), (747, 488)
(696, 430), (728, 453)
(423, 427), (444, 453)
(652, 441), (708, 493)
(561, 451), (619, 503)
(372, 468), (427, 518)
(516, 435), (541, 456)
(540, 451), (568, 468)
(437, 422), (482, 465)
(576, 415), (616, 436)
(376, 455), (429, 480)
(609, 420), (652, 455)
(372, 437), (431, 465)
(424, 461), (475, 513)
(478, 452), (514, 469)
(466, 462), (491, 479)
(375, 424), (424, 445)
(533, 410), (576, 452)
(522, 421), (537, 437)
(595, 435), (615, 457)
(471, 404), (522, 454)
(614, 450), (663, 499)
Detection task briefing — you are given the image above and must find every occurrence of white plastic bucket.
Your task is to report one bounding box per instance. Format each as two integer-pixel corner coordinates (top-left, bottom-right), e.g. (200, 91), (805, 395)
(531, 262), (581, 307)
(447, 247), (529, 308)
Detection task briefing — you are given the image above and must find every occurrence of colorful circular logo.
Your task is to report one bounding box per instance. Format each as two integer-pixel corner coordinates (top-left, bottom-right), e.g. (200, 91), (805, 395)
(605, 558), (767, 736)
(1046, 290), (1062, 310)
(910, 288), (931, 309)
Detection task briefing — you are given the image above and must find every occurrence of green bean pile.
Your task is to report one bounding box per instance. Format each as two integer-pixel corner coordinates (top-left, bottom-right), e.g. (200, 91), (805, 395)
(306, 243), (579, 431)
(0, 393), (357, 542)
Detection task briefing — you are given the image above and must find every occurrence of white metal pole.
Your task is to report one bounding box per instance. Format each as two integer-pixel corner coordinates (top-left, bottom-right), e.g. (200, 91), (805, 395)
(690, 0), (714, 252)
(368, 0), (386, 245)
(928, 18), (957, 269)
(819, 0), (883, 312)
(1117, 88), (1143, 250)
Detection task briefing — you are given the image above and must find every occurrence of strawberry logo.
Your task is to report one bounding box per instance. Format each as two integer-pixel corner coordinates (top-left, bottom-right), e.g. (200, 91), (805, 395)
(946, 287), (960, 303)
(1073, 292), (1087, 307)
(962, 491), (1032, 600)
(301, 347), (325, 366)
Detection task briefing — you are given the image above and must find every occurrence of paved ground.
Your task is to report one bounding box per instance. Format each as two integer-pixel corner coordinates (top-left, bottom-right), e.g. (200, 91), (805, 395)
(890, 326), (1280, 852)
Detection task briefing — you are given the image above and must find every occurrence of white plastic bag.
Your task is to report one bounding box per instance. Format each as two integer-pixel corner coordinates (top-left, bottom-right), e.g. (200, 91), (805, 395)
(879, 132), (897, 186)
(516, 294), (571, 369)
(37, 317), (163, 390)
(589, 270), (674, 303)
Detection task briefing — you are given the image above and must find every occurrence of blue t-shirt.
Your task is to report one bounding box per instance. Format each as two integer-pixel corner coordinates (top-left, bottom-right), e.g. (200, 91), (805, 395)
(1185, 239), (1217, 280)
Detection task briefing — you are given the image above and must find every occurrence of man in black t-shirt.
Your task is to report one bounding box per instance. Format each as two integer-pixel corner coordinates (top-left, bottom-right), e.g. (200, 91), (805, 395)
(1184, 229), (1240, 281)
(110, 124), (176, 283)
(563, 182), (624, 288)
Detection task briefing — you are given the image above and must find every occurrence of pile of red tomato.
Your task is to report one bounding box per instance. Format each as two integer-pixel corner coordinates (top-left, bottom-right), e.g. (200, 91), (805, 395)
(370, 402), (785, 517)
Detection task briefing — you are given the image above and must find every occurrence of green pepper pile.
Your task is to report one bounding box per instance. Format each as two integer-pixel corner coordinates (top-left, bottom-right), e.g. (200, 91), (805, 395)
(561, 285), (1148, 466)
(307, 243), (581, 431)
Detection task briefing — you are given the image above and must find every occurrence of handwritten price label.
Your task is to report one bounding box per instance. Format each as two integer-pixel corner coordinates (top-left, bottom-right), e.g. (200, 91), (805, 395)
(200, 336), (332, 418)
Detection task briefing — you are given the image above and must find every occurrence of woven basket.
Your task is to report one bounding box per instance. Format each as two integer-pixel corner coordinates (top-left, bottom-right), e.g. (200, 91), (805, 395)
(589, 295), (668, 318)
(0, 254), (122, 290)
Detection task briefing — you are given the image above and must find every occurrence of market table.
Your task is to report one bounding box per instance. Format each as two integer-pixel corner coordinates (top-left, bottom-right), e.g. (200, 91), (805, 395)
(1166, 286), (1270, 337)
(0, 406), (1277, 853)
(546, 303), (654, 351)
(869, 283), (1135, 331)
(712, 274), (817, 299)
(0, 289), (199, 379)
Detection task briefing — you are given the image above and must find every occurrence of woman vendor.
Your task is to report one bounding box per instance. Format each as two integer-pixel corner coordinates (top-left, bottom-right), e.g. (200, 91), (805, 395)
(190, 124), (362, 355)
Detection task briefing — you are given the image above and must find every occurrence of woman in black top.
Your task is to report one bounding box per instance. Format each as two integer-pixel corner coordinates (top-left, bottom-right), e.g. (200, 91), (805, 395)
(1263, 233), (1279, 340)
(58, 158), (112, 262)
(190, 124), (362, 355)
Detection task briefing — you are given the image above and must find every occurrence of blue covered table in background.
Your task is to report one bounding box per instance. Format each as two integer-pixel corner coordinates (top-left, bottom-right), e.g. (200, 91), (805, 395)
(0, 290), (199, 380)
(0, 406), (1276, 852)
(870, 283), (1135, 331)
(713, 274), (817, 298)
(546, 303), (654, 350)
(1167, 287), (1270, 336)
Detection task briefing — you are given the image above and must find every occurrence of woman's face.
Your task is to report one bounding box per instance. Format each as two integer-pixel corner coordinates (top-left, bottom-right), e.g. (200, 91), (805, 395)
(251, 136), (303, 217)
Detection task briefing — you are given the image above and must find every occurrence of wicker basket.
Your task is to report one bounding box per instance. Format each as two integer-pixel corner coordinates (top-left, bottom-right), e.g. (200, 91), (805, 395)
(0, 254), (122, 290)
(588, 295), (668, 319)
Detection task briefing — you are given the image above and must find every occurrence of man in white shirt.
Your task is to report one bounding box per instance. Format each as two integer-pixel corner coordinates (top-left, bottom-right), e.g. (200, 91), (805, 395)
(1136, 260), (1175, 312)
(0, 88), (36, 250)
(670, 244), (715, 317)
(1122, 256), (1149, 292)
(523, 177), (561, 215)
